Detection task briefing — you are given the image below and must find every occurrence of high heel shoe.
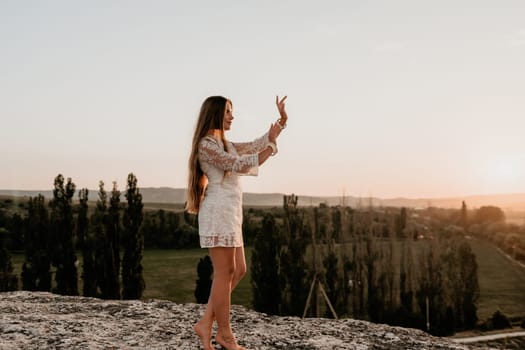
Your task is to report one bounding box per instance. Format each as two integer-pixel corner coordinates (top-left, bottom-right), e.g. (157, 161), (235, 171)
(215, 332), (246, 350)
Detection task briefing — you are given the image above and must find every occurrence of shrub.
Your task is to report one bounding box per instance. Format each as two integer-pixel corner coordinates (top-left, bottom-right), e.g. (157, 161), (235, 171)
(491, 310), (511, 330)
(194, 255), (213, 304)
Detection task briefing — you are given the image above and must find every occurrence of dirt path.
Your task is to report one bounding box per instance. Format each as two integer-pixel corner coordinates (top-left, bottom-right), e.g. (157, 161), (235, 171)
(452, 331), (525, 344)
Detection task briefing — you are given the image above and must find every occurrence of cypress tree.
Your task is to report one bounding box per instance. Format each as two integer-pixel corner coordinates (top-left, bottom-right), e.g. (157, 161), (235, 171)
(92, 181), (108, 298)
(341, 253), (353, 317)
(460, 201), (468, 229)
(122, 173), (145, 299)
(351, 220), (366, 319)
(78, 188), (96, 297)
(106, 181), (121, 299)
(22, 194), (51, 291)
(416, 241), (448, 335)
(280, 194), (308, 316)
(322, 245), (340, 318)
(457, 241), (479, 329)
(395, 207), (407, 238)
(49, 175), (78, 295)
(398, 239), (416, 326)
(0, 227), (18, 291)
(365, 234), (381, 322)
(319, 205), (342, 318)
(4, 210), (24, 252)
(251, 213), (281, 315)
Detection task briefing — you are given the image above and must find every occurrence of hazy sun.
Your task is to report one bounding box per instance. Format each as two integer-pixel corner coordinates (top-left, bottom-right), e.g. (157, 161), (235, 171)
(484, 155), (524, 192)
(493, 160), (515, 179)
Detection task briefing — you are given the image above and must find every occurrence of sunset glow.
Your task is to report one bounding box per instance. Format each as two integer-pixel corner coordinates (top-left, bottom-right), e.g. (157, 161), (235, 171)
(482, 155), (525, 193)
(1, 1), (524, 199)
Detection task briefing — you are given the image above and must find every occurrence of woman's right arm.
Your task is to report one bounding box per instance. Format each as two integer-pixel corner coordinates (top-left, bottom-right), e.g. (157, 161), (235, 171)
(199, 137), (259, 175)
(256, 122), (281, 166)
(257, 143), (274, 166)
(199, 130), (279, 176)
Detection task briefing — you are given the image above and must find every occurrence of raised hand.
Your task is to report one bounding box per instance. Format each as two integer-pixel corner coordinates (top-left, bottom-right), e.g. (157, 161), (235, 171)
(275, 95), (288, 127)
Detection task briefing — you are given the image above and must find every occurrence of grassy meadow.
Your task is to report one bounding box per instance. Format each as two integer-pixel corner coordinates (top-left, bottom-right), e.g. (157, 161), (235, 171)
(8, 240), (525, 321)
(141, 247), (253, 307)
(9, 247), (254, 308)
(468, 239), (525, 320)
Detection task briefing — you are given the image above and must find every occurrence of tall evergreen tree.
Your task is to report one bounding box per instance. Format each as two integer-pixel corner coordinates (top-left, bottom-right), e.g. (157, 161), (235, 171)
(22, 195), (51, 291)
(378, 238), (397, 323)
(92, 181), (111, 298)
(398, 239), (415, 326)
(105, 181), (121, 299)
(416, 241), (449, 335)
(49, 175), (78, 295)
(251, 213), (282, 315)
(317, 205), (343, 318)
(280, 194), (308, 316)
(122, 173), (145, 299)
(0, 227), (18, 291)
(331, 208), (342, 242)
(351, 215), (366, 319)
(460, 201), (468, 229)
(457, 241), (479, 329)
(78, 188), (96, 297)
(395, 207), (407, 238)
(322, 244), (341, 318)
(341, 253), (353, 317)
(365, 234), (381, 322)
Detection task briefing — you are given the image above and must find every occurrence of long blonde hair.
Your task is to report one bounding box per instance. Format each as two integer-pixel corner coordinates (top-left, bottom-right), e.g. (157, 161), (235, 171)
(186, 96), (230, 214)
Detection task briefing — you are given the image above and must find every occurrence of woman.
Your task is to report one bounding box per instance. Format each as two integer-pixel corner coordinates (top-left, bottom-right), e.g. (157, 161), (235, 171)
(186, 95), (288, 350)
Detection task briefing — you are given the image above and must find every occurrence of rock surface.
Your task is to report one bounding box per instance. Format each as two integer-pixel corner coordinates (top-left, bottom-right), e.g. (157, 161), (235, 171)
(0, 291), (493, 350)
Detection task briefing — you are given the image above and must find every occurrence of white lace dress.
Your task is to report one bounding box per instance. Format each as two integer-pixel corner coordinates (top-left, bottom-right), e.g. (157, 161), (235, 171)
(197, 132), (269, 248)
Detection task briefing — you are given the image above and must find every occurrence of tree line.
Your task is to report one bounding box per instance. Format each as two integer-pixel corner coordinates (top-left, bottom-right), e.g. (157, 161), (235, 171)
(249, 195), (481, 336)
(2, 184), (521, 335)
(0, 173), (145, 299)
(460, 202), (525, 263)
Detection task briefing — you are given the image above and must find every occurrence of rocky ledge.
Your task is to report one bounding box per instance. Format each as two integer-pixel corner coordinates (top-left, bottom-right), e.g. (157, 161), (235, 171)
(0, 291), (493, 350)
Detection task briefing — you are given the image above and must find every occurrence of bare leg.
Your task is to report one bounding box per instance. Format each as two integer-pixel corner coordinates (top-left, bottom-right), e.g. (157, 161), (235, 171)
(232, 246), (247, 290)
(195, 247), (233, 350)
(210, 246), (246, 318)
(194, 257), (215, 350)
(195, 246), (247, 350)
(210, 247), (244, 349)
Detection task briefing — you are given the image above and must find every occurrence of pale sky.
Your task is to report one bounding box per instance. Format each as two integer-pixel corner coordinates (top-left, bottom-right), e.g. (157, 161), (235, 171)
(1, 1), (524, 198)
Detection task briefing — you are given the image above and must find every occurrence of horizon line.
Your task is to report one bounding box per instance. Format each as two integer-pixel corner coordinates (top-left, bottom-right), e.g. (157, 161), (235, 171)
(1, 187), (525, 201)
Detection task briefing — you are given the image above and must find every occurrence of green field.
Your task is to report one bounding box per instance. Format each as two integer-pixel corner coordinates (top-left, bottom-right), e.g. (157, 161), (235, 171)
(9, 247), (254, 308)
(468, 238), (525, 320)
(140, 247), (253, 306)
(8, 240), (525, 321)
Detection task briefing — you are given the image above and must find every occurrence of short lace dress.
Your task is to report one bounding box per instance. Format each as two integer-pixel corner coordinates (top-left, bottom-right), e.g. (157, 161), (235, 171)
(197, 132), (269, 248)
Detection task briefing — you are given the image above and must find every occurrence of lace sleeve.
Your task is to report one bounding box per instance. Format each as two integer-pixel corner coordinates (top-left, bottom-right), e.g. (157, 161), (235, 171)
(231, 131), (269, 155)
(198, 137), (259, 176)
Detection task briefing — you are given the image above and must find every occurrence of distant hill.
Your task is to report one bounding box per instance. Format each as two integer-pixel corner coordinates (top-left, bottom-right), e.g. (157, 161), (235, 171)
(1, 188), (524, 211)
(0, 188), (186, 206)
